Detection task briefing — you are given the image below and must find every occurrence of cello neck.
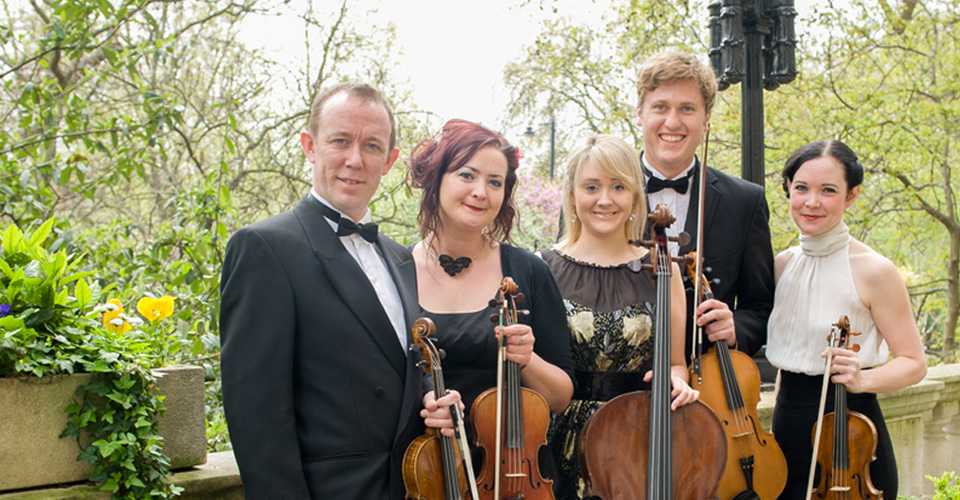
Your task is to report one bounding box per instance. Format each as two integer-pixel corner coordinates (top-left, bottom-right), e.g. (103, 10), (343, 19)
(648, 209), (674, 500)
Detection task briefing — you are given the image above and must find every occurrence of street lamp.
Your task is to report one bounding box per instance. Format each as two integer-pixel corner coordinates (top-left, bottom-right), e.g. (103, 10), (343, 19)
(708, 0), (797, 186)
(523, 117), (556, 179)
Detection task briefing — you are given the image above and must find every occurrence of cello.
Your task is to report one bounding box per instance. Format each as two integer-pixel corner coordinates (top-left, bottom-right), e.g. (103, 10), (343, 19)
(807, 316), (882, 500)
(578, 205), (727, 499)
(686, 255), (788, 500)
(471, 277), (554, 499)
(403, 317), (480, 500)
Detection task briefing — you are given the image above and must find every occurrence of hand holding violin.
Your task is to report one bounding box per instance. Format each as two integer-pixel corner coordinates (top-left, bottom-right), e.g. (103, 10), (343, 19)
(496, 323), (535, 368)
(695, 299), (737, 348)
(421, 390), (465, 438)
(823, 346), (867, 394)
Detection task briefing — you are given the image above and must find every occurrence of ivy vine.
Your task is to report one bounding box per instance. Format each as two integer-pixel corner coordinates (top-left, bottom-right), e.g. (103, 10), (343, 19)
(1, 219), (181, 498)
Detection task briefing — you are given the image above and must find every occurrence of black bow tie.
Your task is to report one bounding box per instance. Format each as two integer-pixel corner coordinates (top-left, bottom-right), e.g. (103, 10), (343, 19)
(643, 167), (692, 195)
(317, 202), (379, 243)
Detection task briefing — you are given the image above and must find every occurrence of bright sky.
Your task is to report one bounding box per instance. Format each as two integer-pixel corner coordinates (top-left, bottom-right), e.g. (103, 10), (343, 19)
(241, 0), (821, 132)
(240, 0), (605, 129)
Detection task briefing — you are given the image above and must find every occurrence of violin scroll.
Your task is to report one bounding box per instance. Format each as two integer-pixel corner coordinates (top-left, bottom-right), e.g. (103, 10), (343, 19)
(627, 205), (695, 278)
(411, 317), (439, 374)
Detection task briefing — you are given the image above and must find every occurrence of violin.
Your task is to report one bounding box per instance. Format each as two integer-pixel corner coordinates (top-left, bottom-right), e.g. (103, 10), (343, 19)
(578, 205), (727, 499)
(403, 317), (480, 500)
(686, 254), (787, 500)
(808, 316), (882, 500)
(470, 277), (554, 499)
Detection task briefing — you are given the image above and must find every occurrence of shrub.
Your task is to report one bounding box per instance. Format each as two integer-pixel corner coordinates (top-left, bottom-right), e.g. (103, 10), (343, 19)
(0, 219), (181, 499)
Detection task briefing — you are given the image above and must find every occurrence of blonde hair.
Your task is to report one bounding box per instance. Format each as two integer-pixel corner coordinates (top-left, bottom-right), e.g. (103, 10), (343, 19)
(636, 51), (718, 114)
(558, 135), (647, 247)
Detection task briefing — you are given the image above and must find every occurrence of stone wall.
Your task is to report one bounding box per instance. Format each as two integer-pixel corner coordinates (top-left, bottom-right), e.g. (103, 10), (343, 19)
(0, 366), (206, 492)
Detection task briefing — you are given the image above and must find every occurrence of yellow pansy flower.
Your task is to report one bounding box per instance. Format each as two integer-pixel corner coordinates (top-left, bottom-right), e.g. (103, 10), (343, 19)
(137, 296), (175, 322)
(102, 299), (131, 334)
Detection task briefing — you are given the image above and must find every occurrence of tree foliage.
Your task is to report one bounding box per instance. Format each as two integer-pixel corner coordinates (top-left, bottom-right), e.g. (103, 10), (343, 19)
(765, 0), (960, 360)
(505, 0), (958, 360)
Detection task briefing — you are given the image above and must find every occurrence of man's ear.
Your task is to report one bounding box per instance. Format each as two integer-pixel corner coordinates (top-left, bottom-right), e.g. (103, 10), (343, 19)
(300, 132), (316, 163)
(382, 147), (400, 175)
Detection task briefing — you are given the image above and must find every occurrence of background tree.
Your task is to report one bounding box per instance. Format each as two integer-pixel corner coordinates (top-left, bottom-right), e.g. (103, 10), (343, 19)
(505, 0), (958, 361)
(764, 0), (959, 361)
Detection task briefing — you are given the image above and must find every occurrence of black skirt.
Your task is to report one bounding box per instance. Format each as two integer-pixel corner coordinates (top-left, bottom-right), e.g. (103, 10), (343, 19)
(772, 370), (897, 500)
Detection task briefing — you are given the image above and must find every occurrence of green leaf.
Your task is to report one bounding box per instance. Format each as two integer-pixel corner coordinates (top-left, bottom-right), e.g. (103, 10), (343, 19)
(74, 278), (92, 308)
(26, 219), (54, 249)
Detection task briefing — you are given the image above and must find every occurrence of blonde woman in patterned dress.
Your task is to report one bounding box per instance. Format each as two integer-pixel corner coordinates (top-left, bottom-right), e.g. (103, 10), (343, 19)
(540, 134), (698, 499)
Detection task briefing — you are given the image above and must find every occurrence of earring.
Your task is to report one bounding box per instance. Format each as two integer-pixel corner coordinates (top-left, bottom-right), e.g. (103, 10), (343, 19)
(629, 214), (636, 221)
(570, 213), (577, 222)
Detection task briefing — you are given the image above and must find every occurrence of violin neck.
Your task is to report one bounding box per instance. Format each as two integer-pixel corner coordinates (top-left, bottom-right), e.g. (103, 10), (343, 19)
(648, 251), (673, 499)
(503, 359), (525, 449)
(432, 365), (464, 500)
(833, 380), (849, 471)
(713, 340), (747, 412)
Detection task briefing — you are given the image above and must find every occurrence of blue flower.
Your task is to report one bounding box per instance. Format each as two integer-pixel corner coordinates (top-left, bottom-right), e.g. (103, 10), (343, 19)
(0, 304), (10, 318)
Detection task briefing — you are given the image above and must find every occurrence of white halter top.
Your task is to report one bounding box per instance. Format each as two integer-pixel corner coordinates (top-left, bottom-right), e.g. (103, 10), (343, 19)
(766, 221), (889, 375)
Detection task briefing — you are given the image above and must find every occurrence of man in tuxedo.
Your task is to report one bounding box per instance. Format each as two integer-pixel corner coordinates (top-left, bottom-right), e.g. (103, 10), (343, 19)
(219, 82), (423, 499)
(635, 51), (774, 358)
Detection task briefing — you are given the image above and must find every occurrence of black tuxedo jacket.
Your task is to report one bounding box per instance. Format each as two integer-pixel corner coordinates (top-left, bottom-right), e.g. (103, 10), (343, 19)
(675, 160), (775, 358)
(219, 195), (424, 499)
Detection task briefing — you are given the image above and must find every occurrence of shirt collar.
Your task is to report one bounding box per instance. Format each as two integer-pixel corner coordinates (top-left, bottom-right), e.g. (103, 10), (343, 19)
(310, 189), (372, 224)
(641, 153), (697, 181)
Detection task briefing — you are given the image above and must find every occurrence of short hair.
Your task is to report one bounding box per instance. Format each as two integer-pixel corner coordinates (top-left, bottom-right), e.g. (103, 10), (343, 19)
(557, 134), (647, 247)
(407, 119), (520, 242)
(781, 139), (865, 197)
(636, 52), (718, 114)
(307, 82), (397, 151)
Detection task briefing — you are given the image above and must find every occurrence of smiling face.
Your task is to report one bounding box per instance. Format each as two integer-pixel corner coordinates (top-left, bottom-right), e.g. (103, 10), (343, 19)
(637, 78), (711, 178)
(572, 158), (637, 240)
(787, 155), (860, 236)
(300, 92), (399, 221)
(437, 145), (508, 233)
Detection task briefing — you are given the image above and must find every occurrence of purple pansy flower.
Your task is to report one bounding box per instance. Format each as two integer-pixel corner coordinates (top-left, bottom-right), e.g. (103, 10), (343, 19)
(0, 304), (10, 318)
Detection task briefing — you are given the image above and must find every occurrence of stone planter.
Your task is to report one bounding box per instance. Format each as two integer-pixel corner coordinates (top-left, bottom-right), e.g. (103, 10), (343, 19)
(0, 365), (207, 492)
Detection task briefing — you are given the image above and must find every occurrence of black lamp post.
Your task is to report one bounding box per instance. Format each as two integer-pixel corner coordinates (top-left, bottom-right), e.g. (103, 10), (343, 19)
(708, 0), (797, 186)
(523, 117), (556, 179)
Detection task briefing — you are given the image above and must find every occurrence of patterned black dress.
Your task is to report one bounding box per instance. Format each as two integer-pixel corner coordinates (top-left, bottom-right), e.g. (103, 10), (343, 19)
(540, 249), (657, 500)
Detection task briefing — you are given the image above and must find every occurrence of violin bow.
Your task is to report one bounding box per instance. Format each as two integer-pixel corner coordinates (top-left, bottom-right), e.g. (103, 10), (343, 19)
(494, 299), (506, 500)
(690, 123), (710, 382)
(806, 318), (843, 500)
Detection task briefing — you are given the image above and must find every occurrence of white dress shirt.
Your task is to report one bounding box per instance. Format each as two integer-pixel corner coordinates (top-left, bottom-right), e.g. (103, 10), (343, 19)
(312, 191), (407, 352)
(642, 155), (696, 256)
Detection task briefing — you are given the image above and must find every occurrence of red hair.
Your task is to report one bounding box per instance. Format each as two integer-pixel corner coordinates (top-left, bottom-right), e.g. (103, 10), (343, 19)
(407, 119), (519, 241)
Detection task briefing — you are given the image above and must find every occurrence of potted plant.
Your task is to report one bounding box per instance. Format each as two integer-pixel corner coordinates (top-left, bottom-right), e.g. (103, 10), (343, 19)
(0, 219), (202, 498)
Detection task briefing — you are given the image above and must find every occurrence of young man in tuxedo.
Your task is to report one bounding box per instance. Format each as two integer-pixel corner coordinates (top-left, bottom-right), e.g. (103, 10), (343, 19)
(636, 52), (775, 359)
(220, 82), (424, 499)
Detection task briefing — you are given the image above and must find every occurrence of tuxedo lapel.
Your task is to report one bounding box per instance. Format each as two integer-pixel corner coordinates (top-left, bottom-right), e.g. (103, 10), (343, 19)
(294, 196), (406, 377)
(377, 240), (419, 332)
(680, 161), (722, 255)
(376, 237), (422, 444)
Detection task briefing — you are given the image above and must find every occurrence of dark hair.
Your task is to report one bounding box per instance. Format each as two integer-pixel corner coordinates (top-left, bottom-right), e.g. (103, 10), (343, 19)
(307, 82), (396, 151)
(407, 119), (520, 241)
(781, 139), (864, 197)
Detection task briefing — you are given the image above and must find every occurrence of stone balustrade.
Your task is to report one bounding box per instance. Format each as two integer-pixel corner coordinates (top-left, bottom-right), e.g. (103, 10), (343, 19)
(757, 363), (960, 499)
(4, 364), (959, 499)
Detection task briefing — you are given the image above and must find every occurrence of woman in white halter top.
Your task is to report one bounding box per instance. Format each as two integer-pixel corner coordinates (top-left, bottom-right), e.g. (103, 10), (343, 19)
(766, 140), (926, 500)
